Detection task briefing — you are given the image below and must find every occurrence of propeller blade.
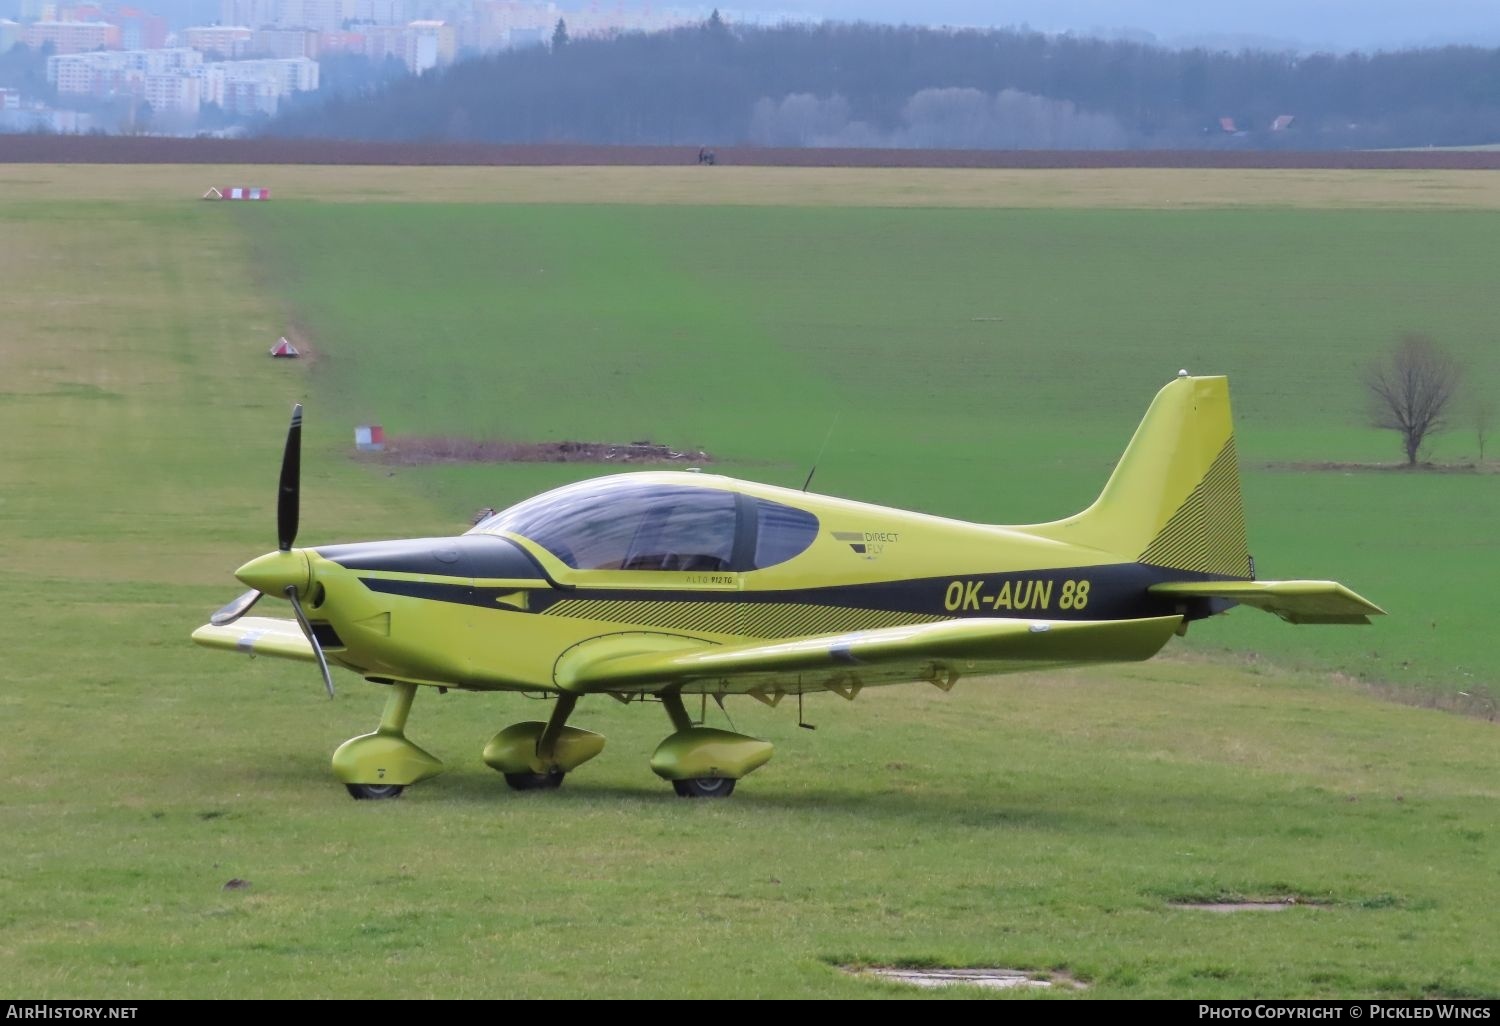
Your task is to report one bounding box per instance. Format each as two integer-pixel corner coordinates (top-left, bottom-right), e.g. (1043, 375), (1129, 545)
(277, 403), (303, 552)
(285, 584), (335, 699)
(210, 588), (263, 627)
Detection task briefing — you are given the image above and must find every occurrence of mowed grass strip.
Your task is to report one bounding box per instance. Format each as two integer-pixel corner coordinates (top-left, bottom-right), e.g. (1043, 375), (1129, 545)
(7, 164), (1500, 208)
(2, 183), (1497, 999)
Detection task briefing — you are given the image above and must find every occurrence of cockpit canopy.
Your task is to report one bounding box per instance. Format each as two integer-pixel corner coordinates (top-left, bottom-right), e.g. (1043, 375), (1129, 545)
(473, 477), (820, 572)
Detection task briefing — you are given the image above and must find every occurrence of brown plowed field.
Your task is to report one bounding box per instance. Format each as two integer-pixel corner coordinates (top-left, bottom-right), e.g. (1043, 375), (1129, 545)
(4, 134), (1500, 169)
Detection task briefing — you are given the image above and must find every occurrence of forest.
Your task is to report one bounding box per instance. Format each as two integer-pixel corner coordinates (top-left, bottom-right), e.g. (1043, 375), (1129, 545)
(268, 17), (1500, 150)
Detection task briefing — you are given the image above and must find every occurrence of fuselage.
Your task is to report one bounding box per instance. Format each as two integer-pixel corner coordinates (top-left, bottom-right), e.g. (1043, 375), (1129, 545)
(239, 471), (1234, 693)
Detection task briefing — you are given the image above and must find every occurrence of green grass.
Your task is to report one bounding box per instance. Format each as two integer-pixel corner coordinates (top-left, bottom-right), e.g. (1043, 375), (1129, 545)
(245, 202), (1500, 692)
(3, 180), (1499, 999)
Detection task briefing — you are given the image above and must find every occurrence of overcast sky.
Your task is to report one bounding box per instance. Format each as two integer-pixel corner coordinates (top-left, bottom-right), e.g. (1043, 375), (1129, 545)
(718, 1), (1500, 51)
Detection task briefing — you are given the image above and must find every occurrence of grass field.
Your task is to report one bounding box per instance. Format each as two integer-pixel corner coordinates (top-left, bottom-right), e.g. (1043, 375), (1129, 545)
(2, 166), (1498, 999)
(243, 200), (1498, 693)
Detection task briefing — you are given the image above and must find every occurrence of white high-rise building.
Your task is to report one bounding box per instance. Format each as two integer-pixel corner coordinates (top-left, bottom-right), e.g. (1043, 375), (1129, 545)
(275, 0), (354, 31)
(142, 73), (201, 114)
(220, 0), (280, 30)
(184, 25), (255, 58)
(48, 49), (204, 95)
(203, 56), (319, 113)
(352, 0), (406, 24)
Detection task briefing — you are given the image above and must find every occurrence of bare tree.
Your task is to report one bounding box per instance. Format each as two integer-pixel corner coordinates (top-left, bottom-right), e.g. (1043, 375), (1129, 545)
(1367, 333), (1460, 466)
(1477, 395), (1494, 463)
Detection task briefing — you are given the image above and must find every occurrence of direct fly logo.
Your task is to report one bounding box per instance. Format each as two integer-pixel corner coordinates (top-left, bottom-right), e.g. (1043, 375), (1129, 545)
(831, 530), (900, 560)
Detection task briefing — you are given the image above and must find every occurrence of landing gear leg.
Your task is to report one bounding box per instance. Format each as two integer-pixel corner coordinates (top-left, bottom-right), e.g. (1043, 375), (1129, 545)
(661, 690), (694, 733)
(332, 682), (445, 800)
(507, 693), (577, 791)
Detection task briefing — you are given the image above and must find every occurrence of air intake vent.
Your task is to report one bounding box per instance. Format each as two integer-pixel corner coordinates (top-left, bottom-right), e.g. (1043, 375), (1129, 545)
(310, 622), (345, 649)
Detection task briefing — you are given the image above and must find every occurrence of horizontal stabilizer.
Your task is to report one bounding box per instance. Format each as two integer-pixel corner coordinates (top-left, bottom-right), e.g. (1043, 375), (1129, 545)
(192, 616), (317, 662)
(559, 615), (1184, 695)
(1149, 580), (1385, 625)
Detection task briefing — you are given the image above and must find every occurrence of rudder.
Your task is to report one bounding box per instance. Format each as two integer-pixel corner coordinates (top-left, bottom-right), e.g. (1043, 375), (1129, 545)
(1027, 374), (1251, 579)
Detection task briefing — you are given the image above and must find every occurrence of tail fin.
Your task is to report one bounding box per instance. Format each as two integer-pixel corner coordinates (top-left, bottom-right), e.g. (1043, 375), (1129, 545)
(1028, 374), (1252, 578)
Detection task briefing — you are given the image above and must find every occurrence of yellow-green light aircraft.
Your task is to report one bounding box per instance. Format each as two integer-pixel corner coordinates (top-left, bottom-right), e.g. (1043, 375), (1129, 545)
(194, 373), (1383, 800)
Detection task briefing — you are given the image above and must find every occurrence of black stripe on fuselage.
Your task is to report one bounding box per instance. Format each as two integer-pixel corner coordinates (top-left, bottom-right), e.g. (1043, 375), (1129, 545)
(353, 563), (1243, 623)
(359, 578), (528, 610)
(530, 564), (1240, 622)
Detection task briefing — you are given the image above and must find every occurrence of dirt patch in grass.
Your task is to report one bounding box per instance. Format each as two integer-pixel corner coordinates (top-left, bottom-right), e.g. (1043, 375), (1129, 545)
(1165, 648), (1500, 724)
(1262, 460), (1493, 474)
(1168, 893), (1329, 912)
(370, 436), (712, 467)
(1171, 900), (1302, 912)
(844, 966), (1085, 991)
(1343, 675), (1500, 722)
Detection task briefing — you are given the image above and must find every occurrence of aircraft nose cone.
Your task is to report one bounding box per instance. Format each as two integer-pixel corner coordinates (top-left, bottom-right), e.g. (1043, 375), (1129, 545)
(235, 549), (311, 597)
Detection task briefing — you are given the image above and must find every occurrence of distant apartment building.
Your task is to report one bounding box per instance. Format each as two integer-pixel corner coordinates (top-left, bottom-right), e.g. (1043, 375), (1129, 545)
(346, 20), (452, 71)
(233, 55), (318, 93)
(318, 29), (366, 53)
(24, 20), (122, 54)
(142, 71), (200, 113)
(219, 0), (279, 30)
(405, 20), (452, 72)
(0, 19), (23, 52)
(110, 7), (169, 50)
(45, 47), (314, 117)
(184, 25), (254, 58)
(216, 76), (279, 115)
(19, 0), (55, 21)
(62, 5), (169, 50)
(0, 87), (20, 110)
(359, 23), (405, 61)
(275, 0), (352, 32)
(202, 57), (318, 114)
(352, 0), (405, 25)
(417, 0), (475, 26)
(465, 1), (572, 51)
(48, 47), (202, 95)
(48, 53), (101, 93)
(252, 27), (319, 58)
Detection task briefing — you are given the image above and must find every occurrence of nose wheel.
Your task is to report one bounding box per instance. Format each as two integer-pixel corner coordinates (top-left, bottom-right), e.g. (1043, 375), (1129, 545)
(672, 777), (735, 799)
(332, 683), (445, 799)
(504, 770), (565, 791)
(346, 783), (405, 800)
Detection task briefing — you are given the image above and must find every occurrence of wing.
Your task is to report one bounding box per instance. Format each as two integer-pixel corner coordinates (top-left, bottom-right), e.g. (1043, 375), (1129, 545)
(1149, 580), (1385, 625)
(191, 616), (316, 662)
(558, 615), (1184, 696)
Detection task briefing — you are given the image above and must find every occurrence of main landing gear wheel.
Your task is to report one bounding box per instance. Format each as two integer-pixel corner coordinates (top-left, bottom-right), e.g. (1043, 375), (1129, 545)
(504, 771), (565, 791)
(672, 777), (736, 799)
(345, 783), (405, 800)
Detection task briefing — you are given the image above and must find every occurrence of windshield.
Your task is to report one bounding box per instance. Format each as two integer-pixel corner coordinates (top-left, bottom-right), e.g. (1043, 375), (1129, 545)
(477, 477), (821, 572)
(478, 479), (738, 571)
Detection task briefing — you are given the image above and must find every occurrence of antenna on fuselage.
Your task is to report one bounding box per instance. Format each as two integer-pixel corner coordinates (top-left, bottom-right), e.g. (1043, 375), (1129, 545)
(801, 413), (841, 493)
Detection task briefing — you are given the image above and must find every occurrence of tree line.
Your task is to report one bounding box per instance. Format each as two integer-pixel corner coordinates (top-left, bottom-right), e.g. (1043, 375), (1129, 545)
(266, 18), (1500, 149)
